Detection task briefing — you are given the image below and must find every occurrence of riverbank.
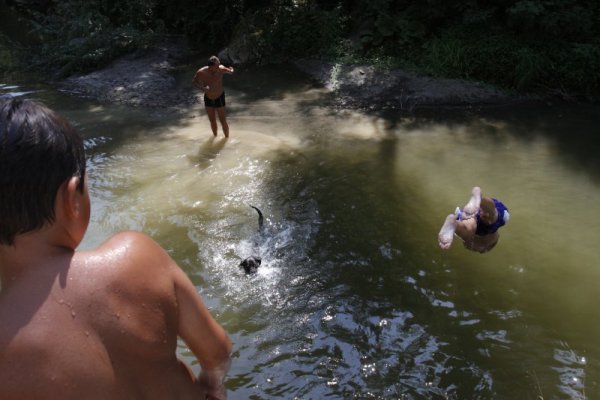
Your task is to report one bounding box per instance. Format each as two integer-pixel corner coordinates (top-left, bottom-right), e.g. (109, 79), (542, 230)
(293, 59), (529, 112)
(57, 40), (530, 112)
(58, 39), (195, 111)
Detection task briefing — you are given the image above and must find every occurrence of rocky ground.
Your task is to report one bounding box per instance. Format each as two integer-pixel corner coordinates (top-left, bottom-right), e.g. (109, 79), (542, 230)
(294, 59), (527, 112)
(59, 39), (196, 111)
(59, 40), (528, 112)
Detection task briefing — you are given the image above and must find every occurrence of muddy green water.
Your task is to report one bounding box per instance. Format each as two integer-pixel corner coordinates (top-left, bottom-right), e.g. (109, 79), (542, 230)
(2, 64), (600, 399)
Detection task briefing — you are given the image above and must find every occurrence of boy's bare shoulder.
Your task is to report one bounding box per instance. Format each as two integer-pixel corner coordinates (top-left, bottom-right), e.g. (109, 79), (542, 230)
(96, 230), (162, 249)
(79, 231), (175, 279)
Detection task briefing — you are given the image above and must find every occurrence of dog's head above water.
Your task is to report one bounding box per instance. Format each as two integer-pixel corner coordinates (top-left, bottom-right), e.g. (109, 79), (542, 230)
(240, 256), (262, 274)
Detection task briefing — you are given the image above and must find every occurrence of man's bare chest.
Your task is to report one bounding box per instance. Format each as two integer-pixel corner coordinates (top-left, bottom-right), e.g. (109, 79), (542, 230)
(203, 71), (222, 82)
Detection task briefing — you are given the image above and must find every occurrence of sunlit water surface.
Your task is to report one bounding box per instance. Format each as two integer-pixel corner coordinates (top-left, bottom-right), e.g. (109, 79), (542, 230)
(2, 65), (599, 399)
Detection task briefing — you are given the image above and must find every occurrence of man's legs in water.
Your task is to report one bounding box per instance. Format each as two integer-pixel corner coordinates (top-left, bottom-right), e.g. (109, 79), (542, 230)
(216, 106), (229, 138)
(205, 106), (218, 137)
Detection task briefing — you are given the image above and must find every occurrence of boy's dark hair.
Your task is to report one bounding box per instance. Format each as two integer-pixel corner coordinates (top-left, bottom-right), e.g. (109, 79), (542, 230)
(0, 98), (86, 245)
(207, 55), (219, 66)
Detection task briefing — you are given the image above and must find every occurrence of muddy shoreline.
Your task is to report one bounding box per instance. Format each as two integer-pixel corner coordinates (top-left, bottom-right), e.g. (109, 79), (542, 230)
(58, 40), (532, 113)
(59, 40), (196, 111)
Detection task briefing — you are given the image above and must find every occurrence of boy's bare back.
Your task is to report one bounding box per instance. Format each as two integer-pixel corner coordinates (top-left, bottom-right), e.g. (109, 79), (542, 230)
(1, 233), (208, 399)
(0, 99), (231, 399)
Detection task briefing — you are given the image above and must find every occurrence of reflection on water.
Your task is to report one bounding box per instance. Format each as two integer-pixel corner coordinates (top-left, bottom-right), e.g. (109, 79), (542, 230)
(3, 66), (600, 399)
(0, 83), (35, 98)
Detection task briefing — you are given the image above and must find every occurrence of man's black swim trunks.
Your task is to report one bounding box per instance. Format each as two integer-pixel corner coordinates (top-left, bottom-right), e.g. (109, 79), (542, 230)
(204, 92), (226, 108)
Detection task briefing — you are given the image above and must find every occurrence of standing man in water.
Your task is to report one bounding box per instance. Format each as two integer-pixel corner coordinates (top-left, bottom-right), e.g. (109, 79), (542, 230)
(0, 98), (232, 399)
(193, 55), (234, 138)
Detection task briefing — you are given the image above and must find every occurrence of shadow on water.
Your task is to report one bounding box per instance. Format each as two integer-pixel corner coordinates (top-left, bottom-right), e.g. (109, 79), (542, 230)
(378, 102), (600, 183)
(189, 136), (228, 170)
(485, 103), (600, 181)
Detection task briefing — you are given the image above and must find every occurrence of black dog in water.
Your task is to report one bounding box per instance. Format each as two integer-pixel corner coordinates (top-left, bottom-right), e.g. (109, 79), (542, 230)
(239, 255), (261, 274)
(239, 205), (264, 274)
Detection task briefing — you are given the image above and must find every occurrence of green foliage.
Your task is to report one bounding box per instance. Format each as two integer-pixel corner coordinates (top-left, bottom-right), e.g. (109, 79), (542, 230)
(28, 0), (163, 77)
(545, 41), (600, 98)
(507, 0), (598, 41)
(260, 3), (344, 61)
(0, 33), (21, 72)
(418, 27), (600, 99)
(6, 0), (600, 99)
(154, 0), (243, 49)
(351, 0), (427, 54)
(421, 34), (469, 78)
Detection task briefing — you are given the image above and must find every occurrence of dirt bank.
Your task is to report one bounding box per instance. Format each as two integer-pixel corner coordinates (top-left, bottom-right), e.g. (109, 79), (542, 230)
(59, 41), (528, 112)
(293, 59), (527, 112)
(59, 39), (196, 111)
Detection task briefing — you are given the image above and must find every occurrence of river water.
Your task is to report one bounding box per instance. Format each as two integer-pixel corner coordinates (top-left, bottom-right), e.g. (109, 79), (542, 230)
(2, 63), (599, 399)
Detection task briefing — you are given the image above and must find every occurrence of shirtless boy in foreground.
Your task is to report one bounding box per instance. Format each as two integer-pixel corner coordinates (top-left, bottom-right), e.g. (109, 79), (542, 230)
(193, 55), (234, 138)
(438, 187), (510, 253)
(0, 98), (232, 399)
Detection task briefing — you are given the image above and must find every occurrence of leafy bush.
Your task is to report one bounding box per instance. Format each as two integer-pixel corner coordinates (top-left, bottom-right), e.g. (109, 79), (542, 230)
(418, 26), (600, 99)
(543, 40), (600, 99)
(0, 33), (22, 72)
(28, 0), (163, 77)
(154, 0), (242, 49)
(259, 3), (345, 61)
(507, 0), (597, 41)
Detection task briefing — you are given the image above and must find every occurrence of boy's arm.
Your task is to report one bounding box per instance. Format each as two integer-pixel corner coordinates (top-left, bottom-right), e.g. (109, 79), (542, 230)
(170, 262), (232, 398)
(97, 231), (231, 398)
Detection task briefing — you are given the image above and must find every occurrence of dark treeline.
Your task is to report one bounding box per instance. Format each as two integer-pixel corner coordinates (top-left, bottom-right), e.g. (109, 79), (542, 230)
(2, 0), (600, 100)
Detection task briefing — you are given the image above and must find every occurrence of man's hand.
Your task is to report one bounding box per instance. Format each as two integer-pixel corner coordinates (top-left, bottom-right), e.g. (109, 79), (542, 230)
(219, 65), (234, 74)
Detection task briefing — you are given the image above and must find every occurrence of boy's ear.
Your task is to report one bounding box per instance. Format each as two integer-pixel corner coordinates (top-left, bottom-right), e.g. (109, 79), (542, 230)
(63, 176), (83, 217)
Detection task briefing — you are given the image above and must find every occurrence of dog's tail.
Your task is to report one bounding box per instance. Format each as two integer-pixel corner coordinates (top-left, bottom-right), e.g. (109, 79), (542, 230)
(249, 205), (264, 232)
